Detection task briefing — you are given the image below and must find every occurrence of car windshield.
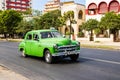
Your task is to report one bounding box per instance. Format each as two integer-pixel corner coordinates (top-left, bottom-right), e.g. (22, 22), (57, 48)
(40, 31), (63, 39)
(52, 31), (63, 38)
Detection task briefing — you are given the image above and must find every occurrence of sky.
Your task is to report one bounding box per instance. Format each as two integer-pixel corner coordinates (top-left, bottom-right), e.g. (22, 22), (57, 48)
(32, 0), (85, 11)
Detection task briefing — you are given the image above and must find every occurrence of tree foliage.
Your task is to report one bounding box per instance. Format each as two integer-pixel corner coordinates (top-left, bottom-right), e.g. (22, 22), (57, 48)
(0, 10), (22, 38)
(16, 20), (34, 34)
(16, 10), (63, 35)
(80, 19), (98, 41)
(62, 11), (76, 37)
(99, 12), (120, 41)
(81, 19), (99, 31)
(37, 10), (63, 29)
(99, 12), (120, 31)
(62, 11), (77, 25)
(22, 8), (32, 15)
(63, 11), (74, 21)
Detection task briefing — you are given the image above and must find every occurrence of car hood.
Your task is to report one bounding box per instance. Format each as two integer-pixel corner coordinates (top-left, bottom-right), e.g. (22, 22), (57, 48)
(41, 38), (71, 46)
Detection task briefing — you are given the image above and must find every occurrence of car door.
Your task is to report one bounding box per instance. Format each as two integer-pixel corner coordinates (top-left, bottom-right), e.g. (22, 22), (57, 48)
(25, 33), (33, 55)
(31, 33), (41, 56)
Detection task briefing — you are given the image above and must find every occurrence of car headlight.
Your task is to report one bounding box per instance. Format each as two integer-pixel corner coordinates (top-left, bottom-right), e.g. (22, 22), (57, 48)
(77, 42), (80, 46)
(76, 42), (80, 50)
(53, 44), (58, 52)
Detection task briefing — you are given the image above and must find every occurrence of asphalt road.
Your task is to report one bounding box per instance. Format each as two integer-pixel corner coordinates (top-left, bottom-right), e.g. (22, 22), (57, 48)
(0, 41), (120, 80)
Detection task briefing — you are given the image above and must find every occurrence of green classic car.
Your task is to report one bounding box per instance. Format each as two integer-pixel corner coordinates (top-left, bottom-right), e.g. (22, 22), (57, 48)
(19, 29), (80, 63)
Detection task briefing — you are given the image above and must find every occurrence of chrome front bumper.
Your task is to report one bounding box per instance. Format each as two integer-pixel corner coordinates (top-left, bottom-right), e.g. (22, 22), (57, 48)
(52, 50), (80, 57)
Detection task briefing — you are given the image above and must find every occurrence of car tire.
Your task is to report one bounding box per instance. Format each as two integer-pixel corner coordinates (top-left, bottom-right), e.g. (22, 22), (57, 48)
(22, 50), (27, 58)
(70, 54), (79, 61)
(45, 50), (53, 64)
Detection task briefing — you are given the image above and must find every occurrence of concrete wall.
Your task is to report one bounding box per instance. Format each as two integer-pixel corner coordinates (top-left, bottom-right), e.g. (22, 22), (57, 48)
(94, 34), (114, 42)
(77, 34), (114, 42)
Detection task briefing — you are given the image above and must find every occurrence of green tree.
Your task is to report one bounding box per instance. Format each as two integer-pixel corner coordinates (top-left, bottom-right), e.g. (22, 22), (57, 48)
(81, 19), (99, 41)
(0, 10), (2, 13)
(62, 11), (76, 36)
(0, 12), (7, 36)
(38, 10), (63, 29)
(16, 19), (34, 38)
(22, 8), (32, 15)
(0, 10), (22, 38)
(99, 12), (120, 41)
(0, 10), (6, 35)
(33, 17), (43, 30)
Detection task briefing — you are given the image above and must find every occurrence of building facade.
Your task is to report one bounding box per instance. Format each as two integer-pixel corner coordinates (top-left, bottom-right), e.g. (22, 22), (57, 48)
(0, 0), (32, 11)
(61, 1), (85, 40)
(84, 0), (120, 42)
(44, 0), (61, 13)
(0, 0), (6, 10)
(86, 0), (120, 21)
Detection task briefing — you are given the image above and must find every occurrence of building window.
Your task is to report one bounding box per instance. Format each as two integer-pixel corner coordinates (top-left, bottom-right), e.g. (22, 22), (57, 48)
(109, 1), (119, 12)
(88, 3), (97, 15)
(78, 10), (83, 19)
(98, 2), (107, 14)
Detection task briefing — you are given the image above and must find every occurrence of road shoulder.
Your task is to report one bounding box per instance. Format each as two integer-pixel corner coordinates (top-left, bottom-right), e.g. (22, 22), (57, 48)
(0, 65), (29, 80)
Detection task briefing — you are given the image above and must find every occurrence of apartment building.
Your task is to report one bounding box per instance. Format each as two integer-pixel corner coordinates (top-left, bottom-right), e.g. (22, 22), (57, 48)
(0, 0), (32, 11)
(44, 0), (61, 13)
(0, 0), (6, 10)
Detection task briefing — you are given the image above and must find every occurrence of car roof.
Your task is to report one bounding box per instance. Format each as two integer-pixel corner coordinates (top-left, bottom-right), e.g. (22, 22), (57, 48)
(27, 29), (58, 33)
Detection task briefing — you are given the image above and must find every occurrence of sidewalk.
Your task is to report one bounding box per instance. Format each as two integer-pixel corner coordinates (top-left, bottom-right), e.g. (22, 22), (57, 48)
(0, 65), (29, 80)
(79, 40), (120, 50)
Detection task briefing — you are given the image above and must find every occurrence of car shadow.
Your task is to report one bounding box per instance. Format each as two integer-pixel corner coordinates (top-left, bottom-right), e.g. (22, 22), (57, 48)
(53, 57), (92, 64)
(20, 55), (44, 62)
(20, 55), (91, 64)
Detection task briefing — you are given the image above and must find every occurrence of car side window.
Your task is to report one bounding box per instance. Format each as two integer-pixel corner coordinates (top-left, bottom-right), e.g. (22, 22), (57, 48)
(26, 34), (32, 40)
(41, 32), (52, 39)
(33, 34), (39, 41)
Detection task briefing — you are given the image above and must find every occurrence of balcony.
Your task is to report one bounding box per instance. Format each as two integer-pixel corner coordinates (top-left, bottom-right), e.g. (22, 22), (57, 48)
(6, 5), (27, 9)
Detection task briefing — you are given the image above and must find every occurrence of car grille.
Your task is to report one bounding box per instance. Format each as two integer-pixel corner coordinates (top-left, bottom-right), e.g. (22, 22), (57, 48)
(58, 45), (76, 52)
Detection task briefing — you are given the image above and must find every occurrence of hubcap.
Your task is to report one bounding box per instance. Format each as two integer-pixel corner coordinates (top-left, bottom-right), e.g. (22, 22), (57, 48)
(22, 50), (26, 57)
(46, 53), (50, 62)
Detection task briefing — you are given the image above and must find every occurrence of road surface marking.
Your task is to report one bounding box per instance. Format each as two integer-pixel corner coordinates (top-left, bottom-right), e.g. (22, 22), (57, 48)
(81, 57), (120, 65)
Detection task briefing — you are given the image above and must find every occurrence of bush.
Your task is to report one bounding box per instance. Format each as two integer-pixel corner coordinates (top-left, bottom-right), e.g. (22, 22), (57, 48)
(78, 32), (84, 37)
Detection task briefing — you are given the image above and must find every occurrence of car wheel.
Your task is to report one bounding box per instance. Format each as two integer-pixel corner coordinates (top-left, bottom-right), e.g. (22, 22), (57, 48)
(45, 50), (53, 64)
(22, 50), (27, 58)
(70, 54), (79, 61)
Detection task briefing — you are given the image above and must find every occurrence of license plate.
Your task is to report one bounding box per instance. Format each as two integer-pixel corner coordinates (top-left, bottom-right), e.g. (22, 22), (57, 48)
(66, 51), (75, 55)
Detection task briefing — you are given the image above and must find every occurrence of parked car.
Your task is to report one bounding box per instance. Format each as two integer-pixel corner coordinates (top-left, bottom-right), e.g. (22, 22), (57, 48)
(18, 29), (80, 63)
